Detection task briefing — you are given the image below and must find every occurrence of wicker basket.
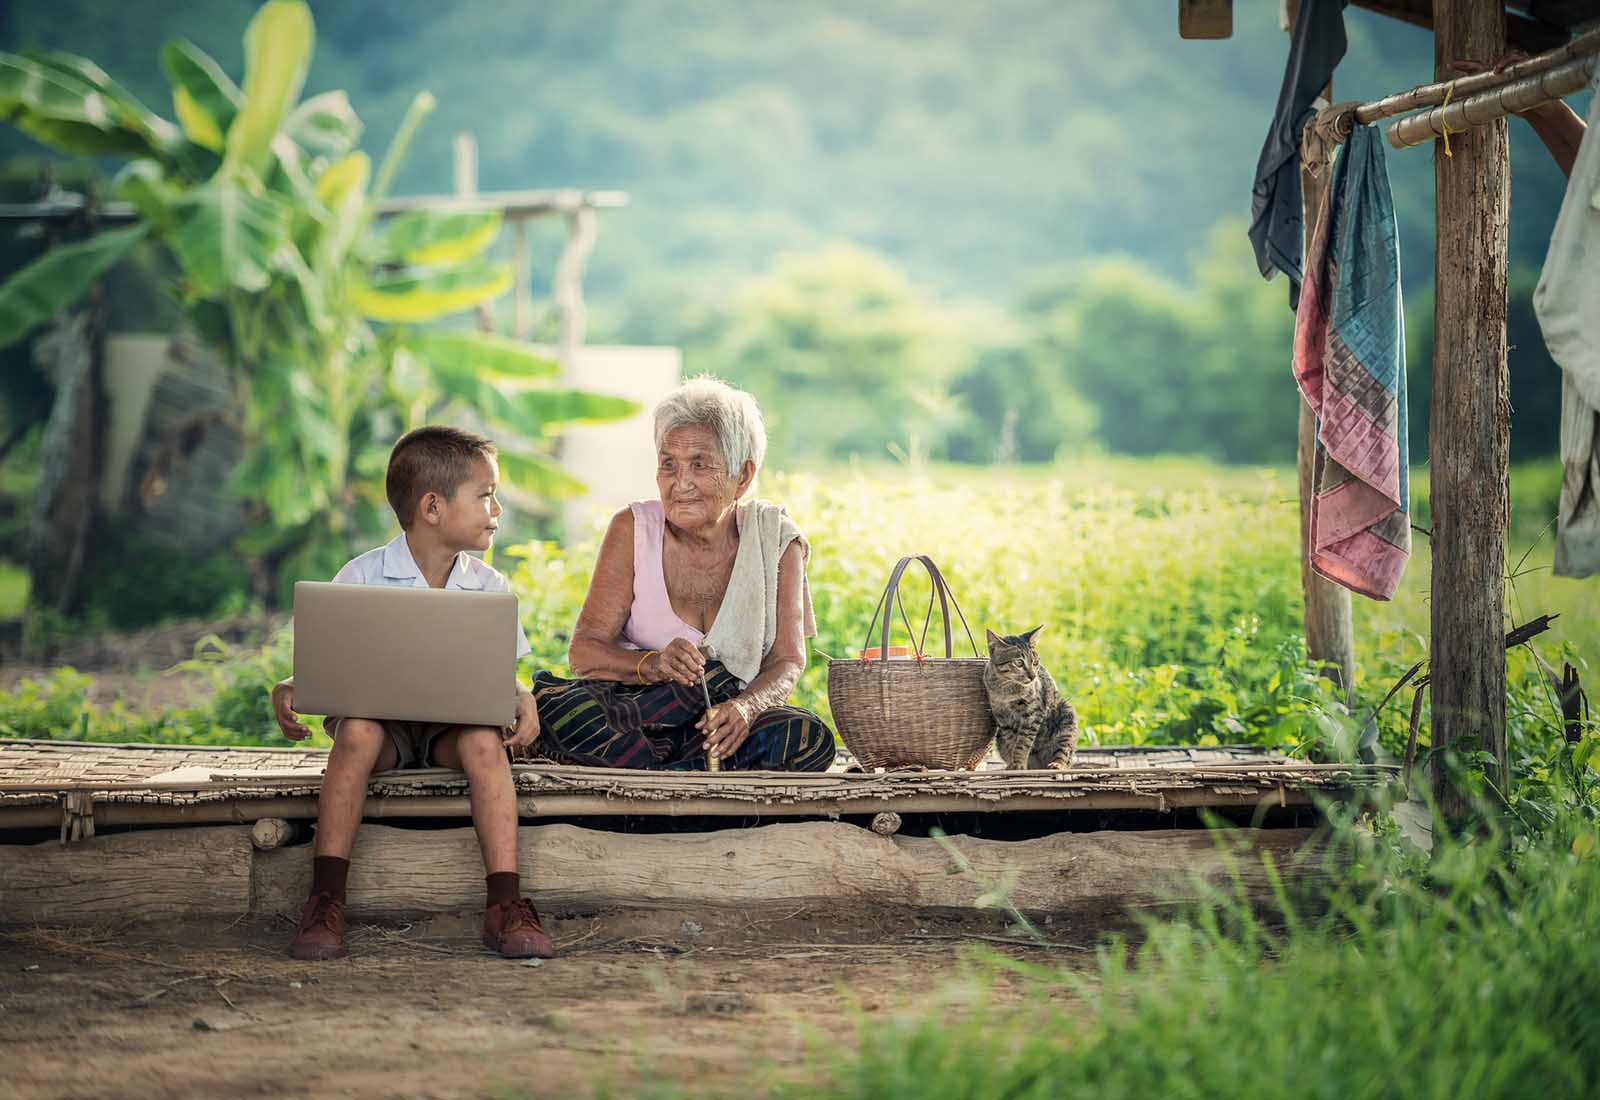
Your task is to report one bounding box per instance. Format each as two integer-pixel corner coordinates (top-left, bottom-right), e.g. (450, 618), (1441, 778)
(827, 555), (994, 770)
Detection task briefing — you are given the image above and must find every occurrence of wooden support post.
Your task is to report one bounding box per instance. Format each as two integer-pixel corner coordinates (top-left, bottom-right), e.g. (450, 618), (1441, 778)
(1430, 0), (1510, 824)
(554, 205), (597, 377)
(452, 132), (495, 334)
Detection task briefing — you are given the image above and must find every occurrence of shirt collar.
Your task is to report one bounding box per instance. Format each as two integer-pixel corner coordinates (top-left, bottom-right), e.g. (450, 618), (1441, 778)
(380, 533), (484, 589)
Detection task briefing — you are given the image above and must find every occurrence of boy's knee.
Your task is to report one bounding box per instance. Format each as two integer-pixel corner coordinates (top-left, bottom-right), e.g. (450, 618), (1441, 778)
(455, 726), (509, 767)
(333, 718), (386, 749)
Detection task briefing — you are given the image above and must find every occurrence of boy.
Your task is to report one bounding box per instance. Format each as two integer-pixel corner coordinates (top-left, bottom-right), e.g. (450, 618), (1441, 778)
(271, 426), (552, 961)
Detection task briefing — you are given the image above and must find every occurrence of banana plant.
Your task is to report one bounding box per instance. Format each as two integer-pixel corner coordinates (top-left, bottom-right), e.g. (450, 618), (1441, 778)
(0, 0), (635, 602)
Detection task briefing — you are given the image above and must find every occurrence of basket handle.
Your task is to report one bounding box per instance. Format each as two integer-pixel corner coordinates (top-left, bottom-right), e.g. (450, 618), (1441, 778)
(860, 555), (981, 661)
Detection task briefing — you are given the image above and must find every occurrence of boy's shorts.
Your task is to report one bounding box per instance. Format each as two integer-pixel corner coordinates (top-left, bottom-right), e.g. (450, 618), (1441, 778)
(324, 716), (458, 770)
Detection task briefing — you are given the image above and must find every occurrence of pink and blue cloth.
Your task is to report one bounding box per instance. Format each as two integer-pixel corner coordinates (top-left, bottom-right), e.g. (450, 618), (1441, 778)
(1292, 124), (1410, 601)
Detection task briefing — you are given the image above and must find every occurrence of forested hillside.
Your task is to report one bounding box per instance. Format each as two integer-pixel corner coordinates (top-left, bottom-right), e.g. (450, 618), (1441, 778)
(1, 0), (1581, 462)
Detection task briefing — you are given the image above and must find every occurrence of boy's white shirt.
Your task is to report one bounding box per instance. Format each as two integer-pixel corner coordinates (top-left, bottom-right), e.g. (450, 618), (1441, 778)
(332, 533), (533, 659)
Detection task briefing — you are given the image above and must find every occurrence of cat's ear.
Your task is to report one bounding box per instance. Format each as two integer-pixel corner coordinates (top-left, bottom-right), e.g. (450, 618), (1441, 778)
(985, 628), (1002, 651)
(1024, 625), (1044, 646)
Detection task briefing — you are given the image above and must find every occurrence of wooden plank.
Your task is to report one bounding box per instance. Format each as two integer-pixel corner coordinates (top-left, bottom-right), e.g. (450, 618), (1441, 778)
(249, 822), (1328, 919)
(1431, 0), (1511, 825)
(0, 825), (252, 925)
(1179, 0), (1233, 40)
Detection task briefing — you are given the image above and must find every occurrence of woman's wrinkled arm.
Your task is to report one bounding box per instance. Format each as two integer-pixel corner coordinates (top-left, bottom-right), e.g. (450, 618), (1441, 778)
(567, 509), (651, 681)
(729, 540), (809, 715)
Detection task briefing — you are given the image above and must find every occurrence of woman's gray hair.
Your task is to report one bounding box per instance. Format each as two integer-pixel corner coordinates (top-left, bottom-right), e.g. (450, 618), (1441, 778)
(653, 376), (768, 482)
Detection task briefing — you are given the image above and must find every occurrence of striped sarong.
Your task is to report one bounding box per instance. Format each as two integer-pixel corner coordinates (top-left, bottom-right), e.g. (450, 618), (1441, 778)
(530, 662), (835, 772)
(1293, 123), (1410, 601)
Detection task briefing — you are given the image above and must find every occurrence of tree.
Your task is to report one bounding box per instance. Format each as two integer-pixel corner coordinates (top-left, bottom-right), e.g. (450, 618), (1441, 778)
(0, 0), (634, 604)
(691, 244), (971, 464)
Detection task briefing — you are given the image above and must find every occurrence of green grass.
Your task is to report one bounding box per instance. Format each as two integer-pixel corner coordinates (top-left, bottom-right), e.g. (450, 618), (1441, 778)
(760, 809), (1600, 1100)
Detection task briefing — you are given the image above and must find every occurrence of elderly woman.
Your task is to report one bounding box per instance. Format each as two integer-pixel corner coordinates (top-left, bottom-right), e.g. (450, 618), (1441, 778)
(531, 378), (835, 772)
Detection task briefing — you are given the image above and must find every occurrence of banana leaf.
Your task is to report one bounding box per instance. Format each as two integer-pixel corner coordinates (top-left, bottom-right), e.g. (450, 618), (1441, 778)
(0, 224), (148, 351)
(0, 51), (168, 158)
(352, 261), (512, 323)
(285, 90), (361, 155)
(161, 40), (241, 153)
(502, 387), (640, 432)
(225, 0), (314, 176)
(168, 172), (292, 297)
(399, 329), (560, 380)
(310, 151), (370, 272)
(375, 209), (501, 266)
(496, 446), (588, 500)
(113, 160), (178, 235)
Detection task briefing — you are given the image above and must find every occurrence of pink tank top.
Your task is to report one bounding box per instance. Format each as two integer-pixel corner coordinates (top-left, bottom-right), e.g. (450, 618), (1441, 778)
(621, 500), (743, 651)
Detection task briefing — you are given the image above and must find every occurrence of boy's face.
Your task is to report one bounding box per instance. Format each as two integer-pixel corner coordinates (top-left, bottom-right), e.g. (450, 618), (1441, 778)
(420, 455), (503, 552)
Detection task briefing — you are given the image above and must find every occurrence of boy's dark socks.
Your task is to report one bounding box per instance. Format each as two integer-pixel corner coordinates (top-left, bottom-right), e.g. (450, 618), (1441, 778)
(486, 871), (520, 907)
(311, 855), (351, 901)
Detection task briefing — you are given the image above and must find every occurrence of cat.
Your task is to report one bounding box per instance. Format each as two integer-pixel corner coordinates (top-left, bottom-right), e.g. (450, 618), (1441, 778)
(983, 626), (1078, 770)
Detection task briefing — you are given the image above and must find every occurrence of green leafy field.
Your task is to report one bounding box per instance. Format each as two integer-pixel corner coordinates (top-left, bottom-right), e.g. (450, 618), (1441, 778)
(506, 459), (1595, 763)
(4, 459), (1594, 776)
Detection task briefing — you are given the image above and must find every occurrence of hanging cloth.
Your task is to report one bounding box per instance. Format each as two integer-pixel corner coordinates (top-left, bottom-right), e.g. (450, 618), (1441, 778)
(1533, 75), (1600, 579)
(1249, 0), (1348, 310)
(1293, 123), (1410, 601)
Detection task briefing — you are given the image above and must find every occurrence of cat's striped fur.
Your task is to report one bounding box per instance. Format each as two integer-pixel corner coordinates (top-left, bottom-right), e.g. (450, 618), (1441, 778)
(983, 626), (1078, 770)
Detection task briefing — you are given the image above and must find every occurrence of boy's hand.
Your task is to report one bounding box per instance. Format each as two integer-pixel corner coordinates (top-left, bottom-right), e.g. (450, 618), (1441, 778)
(272, 679), (311, 742)
(504, 687), (541, 756)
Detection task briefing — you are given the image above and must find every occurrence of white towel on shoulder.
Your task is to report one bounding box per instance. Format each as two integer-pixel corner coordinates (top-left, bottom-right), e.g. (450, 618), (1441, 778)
(703, 500), (816, 686)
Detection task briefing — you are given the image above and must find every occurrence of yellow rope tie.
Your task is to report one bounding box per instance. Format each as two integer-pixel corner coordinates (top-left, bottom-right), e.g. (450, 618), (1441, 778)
(1440, 79), (1458, 157)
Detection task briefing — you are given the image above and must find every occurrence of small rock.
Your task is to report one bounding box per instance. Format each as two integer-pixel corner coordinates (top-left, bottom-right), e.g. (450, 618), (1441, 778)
(289, 981), (302, 990)
(682, 991), (752, 1016)
(192, 1014), (244, 1032)
(22, 965), (39, 972)
(680, 919), (704, 936)
(1043, 915), (1054, 926)
(521, 958), (544, 968)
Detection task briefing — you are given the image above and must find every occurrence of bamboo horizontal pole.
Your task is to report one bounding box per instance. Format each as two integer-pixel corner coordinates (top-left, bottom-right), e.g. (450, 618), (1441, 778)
(1357, 26), (1600, 125)
(0, 782), (1357, 832)
(1387, 54), (1598, 149)
(0, 759), (1396, 795)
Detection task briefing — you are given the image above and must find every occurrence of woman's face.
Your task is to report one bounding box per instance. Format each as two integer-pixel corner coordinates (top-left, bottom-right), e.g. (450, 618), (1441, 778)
(656, 424), (747, 531)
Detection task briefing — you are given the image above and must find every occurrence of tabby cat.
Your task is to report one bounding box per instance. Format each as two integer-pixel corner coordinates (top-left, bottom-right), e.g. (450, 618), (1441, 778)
(983, 626), (1078, 770)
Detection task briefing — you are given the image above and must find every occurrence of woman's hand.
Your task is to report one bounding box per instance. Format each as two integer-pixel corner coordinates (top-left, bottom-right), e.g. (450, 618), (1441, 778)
(271, 679), (310, 742)
(647, 638), (705, 686)
(699, 697), (753, 763)
(504, 686), (541, 758)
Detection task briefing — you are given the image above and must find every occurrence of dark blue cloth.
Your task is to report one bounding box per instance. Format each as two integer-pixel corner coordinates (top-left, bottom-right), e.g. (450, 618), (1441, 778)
(1248, 0), (1348, 311)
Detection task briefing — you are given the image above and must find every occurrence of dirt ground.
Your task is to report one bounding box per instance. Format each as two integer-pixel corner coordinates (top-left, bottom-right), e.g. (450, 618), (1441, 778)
(0, 903), (1105, 1100)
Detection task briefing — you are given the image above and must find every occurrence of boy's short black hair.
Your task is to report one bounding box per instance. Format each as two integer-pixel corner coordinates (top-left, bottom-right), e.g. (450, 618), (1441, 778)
(386, 426), (497, 528)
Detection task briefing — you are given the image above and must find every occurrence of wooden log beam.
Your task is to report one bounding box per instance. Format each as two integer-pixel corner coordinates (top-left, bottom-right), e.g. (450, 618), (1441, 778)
(0, 822), (1328, 925)
(1430, 0), (1511, 825)
(251, 822), (1328, 920)
(0, 825), (252, 925)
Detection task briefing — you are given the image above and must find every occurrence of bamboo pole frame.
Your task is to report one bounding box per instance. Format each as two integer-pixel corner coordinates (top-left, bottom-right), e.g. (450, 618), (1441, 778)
(1303, 28), (1599, 153)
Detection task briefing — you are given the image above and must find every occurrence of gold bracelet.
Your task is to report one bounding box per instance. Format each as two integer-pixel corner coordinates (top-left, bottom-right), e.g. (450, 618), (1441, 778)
(636, 649), (658, 684)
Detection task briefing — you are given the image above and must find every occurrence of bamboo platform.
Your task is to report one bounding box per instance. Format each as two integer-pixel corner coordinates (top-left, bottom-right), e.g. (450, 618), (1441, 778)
(0, 738), (1397, 836)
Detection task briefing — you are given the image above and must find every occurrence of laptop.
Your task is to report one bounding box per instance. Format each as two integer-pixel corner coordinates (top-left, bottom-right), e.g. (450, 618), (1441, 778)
(292, 581), (520, 728)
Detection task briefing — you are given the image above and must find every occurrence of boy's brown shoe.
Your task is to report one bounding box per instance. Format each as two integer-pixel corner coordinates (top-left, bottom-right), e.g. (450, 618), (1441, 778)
(483, 897), (556, 959)
(289, 891), (350, 960)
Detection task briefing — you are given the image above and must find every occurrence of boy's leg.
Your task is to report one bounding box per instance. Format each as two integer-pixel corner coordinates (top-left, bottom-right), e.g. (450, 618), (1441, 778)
(432, 726), (554, 959)
(431, 726), (517, 873)
(291, 718), (398, 961)
(315, 718), (400, 858)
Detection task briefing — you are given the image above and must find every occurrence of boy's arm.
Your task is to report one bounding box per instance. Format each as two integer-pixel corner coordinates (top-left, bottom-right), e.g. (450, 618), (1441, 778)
(271, 676), (311, 741)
